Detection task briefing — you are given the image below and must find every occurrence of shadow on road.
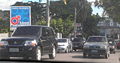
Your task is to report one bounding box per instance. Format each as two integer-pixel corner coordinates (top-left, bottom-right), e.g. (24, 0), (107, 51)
(72, 55), (105, 59)
(72, 55), (83, 58)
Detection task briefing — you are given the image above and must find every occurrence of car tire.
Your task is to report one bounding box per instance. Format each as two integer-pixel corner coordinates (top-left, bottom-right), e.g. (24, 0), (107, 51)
(105, 53), (109, 59)
(83, 53), (87, 58)
(49, 45), (56, 59)
(65, 48), (69, 53)
(32, 47), (42, 61)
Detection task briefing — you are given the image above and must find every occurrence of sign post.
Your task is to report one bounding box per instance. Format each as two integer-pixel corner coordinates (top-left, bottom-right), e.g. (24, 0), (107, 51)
(10, 6), (31, 30)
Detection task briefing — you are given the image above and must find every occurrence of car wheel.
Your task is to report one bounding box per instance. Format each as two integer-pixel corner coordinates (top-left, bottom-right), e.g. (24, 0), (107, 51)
(49, 45), (56, 59)
(83, 53), (87, 58)
(33, 47), (42, 60)
(105, 53), (109, 59)
(65, 48), (69, 53)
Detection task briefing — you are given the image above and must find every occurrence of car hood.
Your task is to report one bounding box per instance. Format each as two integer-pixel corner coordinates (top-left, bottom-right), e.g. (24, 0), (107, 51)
(2, 37), (35, 40)
(84, 42), (108, 46)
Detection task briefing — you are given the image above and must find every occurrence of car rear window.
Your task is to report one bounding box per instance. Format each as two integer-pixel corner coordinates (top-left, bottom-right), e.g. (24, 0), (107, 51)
(57, 39), (67, 42)
(87, 37), (106, 42)
(72, 38), (83, 42)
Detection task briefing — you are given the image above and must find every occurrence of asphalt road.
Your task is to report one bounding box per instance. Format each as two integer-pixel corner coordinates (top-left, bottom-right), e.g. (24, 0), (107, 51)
(0, 50), (120, 63)
(42, 49), (120, 63)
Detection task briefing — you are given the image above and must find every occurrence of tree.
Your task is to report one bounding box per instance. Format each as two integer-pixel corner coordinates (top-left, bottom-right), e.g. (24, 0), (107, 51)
(83, 14), (100, 38)
(0, 18), (9, 33)
(95, 0), (120, 22)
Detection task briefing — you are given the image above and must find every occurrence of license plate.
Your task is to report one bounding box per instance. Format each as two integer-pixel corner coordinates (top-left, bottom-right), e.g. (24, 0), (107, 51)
(91, 50), (98, 53)
(9, 48), (19, 52)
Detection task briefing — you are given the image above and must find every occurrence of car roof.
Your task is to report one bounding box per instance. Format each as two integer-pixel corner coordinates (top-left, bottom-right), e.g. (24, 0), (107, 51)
(88, 36), (106, 37)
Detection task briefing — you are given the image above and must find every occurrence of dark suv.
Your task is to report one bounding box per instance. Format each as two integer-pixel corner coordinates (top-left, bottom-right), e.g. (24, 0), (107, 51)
(72, 37), (86, 51)
(0, 25), (57, 60)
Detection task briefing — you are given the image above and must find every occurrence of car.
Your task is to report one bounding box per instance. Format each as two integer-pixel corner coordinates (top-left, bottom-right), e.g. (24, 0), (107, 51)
(108, 40), (116, 54)
(115, 40), (120, 49)
(72, 37), (86, 51)
(57, 38), (72, 53)
(0, 25), (58, 60)
(83, 36), (110, 59)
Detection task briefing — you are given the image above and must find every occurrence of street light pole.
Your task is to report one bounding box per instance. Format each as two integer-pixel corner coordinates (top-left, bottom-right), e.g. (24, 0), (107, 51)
(74, 7), (77, 37)
(47, 0), (50, 27)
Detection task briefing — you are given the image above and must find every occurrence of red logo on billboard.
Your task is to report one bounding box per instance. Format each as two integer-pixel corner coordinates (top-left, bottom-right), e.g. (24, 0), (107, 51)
(10, 16), (21, 25)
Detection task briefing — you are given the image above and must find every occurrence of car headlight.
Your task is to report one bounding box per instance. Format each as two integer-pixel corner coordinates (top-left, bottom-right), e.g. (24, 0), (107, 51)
(83, 45), (89, 49)
(110, 46), (115, 48)
(24, 40), (37, 46)
(100, 46), (107, 49)
(0, 41), (8, 46)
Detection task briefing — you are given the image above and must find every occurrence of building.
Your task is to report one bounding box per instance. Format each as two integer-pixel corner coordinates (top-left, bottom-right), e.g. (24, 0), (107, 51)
(97, 17), (120, 39)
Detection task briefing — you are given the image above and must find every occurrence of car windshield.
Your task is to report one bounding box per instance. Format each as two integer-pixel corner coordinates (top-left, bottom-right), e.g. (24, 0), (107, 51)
(57, 39), (67, 43)
(87, 37), (106, 42)
(72, 38), (83, 42)
(12, 26), (40, 37)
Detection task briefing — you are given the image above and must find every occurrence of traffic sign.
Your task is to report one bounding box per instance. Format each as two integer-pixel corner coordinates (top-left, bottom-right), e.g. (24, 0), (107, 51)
(10, 6), (31, 30)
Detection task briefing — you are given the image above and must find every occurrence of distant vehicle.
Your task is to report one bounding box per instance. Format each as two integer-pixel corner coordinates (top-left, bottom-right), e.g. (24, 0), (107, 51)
(0, 25), (57, 60)
(115, 40), (120, 49)
(83, 36), (110, 59)
(108, 41), (116, 54)
(72, 37), (86, 51)
(57, 38), (72, 53)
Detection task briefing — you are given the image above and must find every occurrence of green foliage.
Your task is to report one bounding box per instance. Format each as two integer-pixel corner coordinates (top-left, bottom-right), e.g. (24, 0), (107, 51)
(0, 18), (9, 33)
(95, 0), (120, 22)
(83, 14), (100, 38)
(37, 17), (74, 37)
(13, 0), (99, 38)
(36, 18), (47, 25)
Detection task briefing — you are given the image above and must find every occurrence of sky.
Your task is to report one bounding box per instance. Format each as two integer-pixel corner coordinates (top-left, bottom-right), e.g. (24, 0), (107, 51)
(0, 0), (103, 16)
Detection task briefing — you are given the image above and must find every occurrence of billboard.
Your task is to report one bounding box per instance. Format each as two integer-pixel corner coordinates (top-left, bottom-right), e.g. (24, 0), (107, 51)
(10, 6), (31, 30)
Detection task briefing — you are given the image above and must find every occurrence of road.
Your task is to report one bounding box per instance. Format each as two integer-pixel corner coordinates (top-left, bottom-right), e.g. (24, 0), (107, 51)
(42, 50), (120, 63)
(0, 50), (119, 63)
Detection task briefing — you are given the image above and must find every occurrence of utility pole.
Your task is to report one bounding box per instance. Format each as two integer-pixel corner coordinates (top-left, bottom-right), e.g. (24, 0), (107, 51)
(74, 7), (77, 37)
(47, 0), (50, 27)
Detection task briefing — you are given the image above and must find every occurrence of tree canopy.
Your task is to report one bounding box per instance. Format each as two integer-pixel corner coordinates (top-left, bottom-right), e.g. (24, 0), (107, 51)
(95, 0), (120, 22)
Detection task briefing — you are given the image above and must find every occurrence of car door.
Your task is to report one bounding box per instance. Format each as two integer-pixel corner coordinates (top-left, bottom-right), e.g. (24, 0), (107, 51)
(41, 27), (51, 53)
(47, 28), (55, 52)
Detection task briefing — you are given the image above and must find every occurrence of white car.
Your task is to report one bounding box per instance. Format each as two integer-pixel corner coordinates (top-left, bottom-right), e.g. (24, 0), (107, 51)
(83, 36), (110, 59)
(57, 38), (72, 53)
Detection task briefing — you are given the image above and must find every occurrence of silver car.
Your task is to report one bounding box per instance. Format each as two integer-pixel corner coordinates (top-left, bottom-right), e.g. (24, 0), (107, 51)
(83, 36), (110, 59)
(57, 38), (72, 53)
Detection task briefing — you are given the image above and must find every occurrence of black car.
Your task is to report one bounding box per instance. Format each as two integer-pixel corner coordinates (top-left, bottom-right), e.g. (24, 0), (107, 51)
(72, 37), (86, 51)
(0, 25), (57, 60)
